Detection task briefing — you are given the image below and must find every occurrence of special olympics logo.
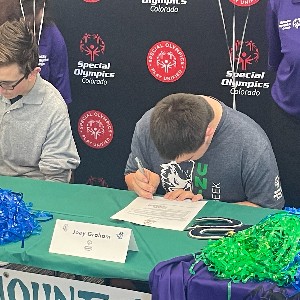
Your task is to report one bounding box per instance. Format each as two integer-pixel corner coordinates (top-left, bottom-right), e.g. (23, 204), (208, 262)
(147, 41), (186, 83)
(80, 33), (105, 62)
(86, 176), (108, 187)
(293, 18), (300, 29)
(229, 0), (260, 6)
(78, 110), (114, 149)
(229, 40), (259, 71)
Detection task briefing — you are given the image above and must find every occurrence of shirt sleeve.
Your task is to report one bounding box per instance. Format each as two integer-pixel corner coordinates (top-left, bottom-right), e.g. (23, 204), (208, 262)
(266, 0), (283, 71)
(242, 143), (285, 209)
(124, 116), (152, 176)
(48, 25), (72, 104)
(39, 116), (80, 183)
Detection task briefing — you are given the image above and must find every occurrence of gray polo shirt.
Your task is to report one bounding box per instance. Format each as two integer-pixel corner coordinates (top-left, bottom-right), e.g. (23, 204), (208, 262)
(0, 74), (80, 182)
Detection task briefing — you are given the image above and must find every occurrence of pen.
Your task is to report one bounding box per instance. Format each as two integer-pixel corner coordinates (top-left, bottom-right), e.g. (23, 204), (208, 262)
(135, 157), (154, 199)
(135, 157), (145, 176)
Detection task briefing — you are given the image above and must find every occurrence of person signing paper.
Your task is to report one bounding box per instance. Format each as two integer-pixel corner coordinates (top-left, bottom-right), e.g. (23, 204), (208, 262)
(125, 93), (284, 209)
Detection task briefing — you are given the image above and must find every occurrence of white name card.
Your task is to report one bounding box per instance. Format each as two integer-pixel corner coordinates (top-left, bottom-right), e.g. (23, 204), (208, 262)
(49, 219), (138, 263)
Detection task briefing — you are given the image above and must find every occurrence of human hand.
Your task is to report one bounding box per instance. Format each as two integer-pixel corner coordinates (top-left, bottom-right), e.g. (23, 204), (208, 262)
(164, 189), (203, 202)
(234, 201), (260, 207)
(131, 169), (160, 199)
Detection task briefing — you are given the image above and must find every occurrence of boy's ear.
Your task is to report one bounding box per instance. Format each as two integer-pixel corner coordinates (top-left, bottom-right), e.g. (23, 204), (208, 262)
(28, 67), (41, 80)
(205, 126), (214, 137)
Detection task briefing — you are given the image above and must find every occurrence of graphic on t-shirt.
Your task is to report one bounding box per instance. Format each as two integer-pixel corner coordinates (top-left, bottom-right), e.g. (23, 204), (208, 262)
(160, 161), (194, 192)
(273, 175), (283, 201)
(38, 54), (49, 67)
(293, 18), (300, 29)
(211, 182), (221, 200)
(279, 18), (300, 31)
(194, 162), (208, 195)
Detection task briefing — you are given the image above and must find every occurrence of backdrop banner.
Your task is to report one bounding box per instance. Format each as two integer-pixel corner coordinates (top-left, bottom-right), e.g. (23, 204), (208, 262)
(49, 0), (273, 189)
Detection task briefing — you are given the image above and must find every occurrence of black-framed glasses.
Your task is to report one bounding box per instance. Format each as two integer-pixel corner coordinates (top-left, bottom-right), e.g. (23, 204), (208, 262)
(0, 75), (26, 90)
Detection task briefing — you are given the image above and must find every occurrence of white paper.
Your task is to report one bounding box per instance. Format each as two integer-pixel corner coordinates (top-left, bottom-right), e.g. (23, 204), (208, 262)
(49, 220), (138, 263)
(111, 196), (207, 231)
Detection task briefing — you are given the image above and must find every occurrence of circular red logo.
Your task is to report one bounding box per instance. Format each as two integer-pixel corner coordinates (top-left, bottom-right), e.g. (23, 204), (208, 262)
(78, 110), (114, 149)
(147, 41), (186, 83)
(229, 0), (260, 7)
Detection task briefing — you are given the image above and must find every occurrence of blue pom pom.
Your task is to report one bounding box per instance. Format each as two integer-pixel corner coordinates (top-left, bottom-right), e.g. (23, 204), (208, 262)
(0, 188), (52, 247)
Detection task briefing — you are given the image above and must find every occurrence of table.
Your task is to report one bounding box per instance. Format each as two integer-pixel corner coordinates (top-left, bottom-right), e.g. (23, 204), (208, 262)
(0, 175), (279, 282)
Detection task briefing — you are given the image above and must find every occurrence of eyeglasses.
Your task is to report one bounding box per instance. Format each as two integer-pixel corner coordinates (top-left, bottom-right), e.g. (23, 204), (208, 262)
(0, 75), (26, 90)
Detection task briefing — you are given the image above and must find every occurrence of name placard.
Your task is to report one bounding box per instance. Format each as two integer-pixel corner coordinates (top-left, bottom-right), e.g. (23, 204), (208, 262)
(49, 219), (138, 263)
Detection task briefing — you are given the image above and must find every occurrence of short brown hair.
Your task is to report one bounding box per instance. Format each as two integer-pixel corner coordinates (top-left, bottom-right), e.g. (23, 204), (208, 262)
(0, 20), (39, 76)
(150, 93), (214, 160)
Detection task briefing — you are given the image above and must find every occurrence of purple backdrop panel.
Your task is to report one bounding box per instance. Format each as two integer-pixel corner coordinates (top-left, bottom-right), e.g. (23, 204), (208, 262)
(149, 254), (300, 300)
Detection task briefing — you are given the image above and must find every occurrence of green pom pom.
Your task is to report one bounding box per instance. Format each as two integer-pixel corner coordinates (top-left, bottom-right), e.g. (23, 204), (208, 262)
(198, 212), (300, 286)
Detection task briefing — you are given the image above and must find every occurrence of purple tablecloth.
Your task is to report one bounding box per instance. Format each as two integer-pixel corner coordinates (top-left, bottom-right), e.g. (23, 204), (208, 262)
(149, 254), (300, 300)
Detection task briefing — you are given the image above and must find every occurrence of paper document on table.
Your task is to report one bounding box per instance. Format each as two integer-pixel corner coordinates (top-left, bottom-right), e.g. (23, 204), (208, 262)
(111, 196), (207, 231)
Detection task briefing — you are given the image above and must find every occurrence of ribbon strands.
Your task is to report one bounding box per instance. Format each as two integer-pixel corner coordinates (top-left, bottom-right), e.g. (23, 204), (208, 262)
(0, 188), (52, 247)
(19, 0), (46, 45)
(194, 211), (300, 287)
(217, 1), (251, 110)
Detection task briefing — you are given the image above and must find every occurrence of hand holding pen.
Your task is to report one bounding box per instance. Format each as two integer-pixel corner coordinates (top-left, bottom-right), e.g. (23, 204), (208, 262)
(133, 157), (160, 199)
(135, 157), (147, 177)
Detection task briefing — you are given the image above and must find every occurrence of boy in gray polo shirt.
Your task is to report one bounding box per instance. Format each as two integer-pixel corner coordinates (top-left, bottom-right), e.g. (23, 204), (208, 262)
(0, 20), (80, 182)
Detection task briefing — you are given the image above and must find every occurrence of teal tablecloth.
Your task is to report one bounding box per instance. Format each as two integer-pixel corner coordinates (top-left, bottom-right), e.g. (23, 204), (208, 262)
(0, 176), (279, 281)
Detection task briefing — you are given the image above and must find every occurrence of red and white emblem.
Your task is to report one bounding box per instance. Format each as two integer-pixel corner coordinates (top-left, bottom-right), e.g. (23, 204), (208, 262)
(147, 41), (186, 83)
(229, 0), (260, 7)
(78, 110), (114, 149)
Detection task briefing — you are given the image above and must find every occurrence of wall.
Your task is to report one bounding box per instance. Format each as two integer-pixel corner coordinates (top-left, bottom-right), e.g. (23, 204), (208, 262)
(49, 0), (274, 189)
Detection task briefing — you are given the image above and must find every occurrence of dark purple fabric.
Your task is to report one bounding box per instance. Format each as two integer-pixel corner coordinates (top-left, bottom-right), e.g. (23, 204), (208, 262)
(266, 0), (300, 118)
(149, 254), (300, 300)
(39, 23), (72, 104)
